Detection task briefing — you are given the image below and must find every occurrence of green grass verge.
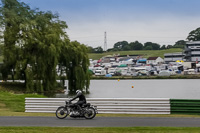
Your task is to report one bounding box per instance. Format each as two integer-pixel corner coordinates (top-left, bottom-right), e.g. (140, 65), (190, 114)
(0, 48), (183, 62)
(0, 83), (46, 112)
(0, 127), (200, 133)
(0, 90), (46, 112)
(88, 48), (182, 60)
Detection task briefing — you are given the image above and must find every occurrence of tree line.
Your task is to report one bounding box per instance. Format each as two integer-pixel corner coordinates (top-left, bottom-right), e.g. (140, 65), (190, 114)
(87, 27), (200, 53)
(87, 40), (186, 53)
(110, 40), (186, 51)
(0, 0), (90, 93)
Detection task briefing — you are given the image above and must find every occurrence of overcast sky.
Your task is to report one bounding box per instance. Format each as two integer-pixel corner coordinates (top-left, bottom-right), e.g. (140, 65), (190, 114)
(20, 0), (200, 49)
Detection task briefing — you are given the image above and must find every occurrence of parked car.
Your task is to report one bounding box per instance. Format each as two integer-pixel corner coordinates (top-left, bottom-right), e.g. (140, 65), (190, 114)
(113, 72), (122, 76)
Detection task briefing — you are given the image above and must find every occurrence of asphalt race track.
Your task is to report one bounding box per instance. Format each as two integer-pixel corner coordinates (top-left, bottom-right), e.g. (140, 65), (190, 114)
(0, 116), (200, 127)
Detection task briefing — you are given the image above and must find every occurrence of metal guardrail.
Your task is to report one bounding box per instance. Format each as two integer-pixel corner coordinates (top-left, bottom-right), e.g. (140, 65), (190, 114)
(25, 98), (170, 114)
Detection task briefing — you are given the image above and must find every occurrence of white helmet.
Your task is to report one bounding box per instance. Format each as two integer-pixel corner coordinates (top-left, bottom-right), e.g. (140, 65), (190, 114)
(76, 90), (82, 95)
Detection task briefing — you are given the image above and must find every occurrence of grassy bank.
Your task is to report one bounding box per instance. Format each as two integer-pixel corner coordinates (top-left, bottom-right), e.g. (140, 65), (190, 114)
(88, 48), (182, 60)
(0, 127), (200, 133)
(0, 48), (182, 62)
(0, 82), (46, 112)
(0, 91), (46, 112)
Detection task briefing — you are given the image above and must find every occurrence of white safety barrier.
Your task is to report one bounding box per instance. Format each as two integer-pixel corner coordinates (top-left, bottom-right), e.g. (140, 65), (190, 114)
(25, 98), (170, 114)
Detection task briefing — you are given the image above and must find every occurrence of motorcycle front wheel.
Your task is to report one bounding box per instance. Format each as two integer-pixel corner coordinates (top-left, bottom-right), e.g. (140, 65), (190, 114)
(84, 107), (96, 119)
(56, 106), (69, 119)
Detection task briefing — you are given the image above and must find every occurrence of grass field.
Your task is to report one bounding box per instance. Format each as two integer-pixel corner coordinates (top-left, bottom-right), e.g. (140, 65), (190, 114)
(88, 48), (182, 60)
(0, 83), (46, 112)
(0, 48), (182, 62)
(0, 127), (200, 133)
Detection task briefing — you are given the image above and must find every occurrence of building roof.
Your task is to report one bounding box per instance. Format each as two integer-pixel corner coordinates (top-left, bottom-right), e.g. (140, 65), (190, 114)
(118, 64), (127, 67)
(186, 41), (200, 44)
(118, 57), (131, 61)
(164, 52), (183, 56)
(147, 57), (159, 60)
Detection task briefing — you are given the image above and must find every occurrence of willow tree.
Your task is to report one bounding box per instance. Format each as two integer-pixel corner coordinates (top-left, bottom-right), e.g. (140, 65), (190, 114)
(1, 0), (90, 93)
(60, 41), (90, 93)
(18, 10), (68, 92)
(1, 0), (68, 92)
(0, 0), (23, 81)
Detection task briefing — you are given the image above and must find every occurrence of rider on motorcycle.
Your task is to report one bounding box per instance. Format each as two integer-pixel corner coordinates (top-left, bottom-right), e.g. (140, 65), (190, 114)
(56, 89), (96, 119)
(69, 90), (86, 110)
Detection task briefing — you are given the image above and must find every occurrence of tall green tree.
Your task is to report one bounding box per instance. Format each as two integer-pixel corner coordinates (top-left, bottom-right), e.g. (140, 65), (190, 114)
(187, 27), (200, 41)
(144, 42), (160, 50)
(60, 41), (90, 93)
(167, 45), (173, 49)
(87, 46), (94, 53)
(17, 10), (68, 92)
(93, 46), (103, 53)
(130, 41), (143, 50)
(0, 0), (23, 81)
(173, 40), (186, 48)
(113, 41), (129, 51)
(0, 0), (90, 93)
(160, 45), (166, 50)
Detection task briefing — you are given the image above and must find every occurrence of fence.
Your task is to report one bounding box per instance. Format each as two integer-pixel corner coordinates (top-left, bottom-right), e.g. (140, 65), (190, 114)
(25, 98), (170, 114)
(170, 99), (200, 115)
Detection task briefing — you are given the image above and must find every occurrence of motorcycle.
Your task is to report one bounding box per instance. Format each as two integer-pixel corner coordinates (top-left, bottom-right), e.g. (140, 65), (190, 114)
(55, 101), (97, 119)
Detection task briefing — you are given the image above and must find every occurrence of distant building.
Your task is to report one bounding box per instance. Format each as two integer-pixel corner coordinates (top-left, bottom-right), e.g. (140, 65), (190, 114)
(164, 52), (185, 63)
(184, 41), (200, 62)
(164, 41), (200, 63)
(101, 55), (115, 63)
(147, 57), (164, 65)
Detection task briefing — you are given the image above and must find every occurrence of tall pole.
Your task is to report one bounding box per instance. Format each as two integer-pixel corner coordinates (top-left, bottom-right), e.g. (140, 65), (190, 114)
(104, 31), (107, 51)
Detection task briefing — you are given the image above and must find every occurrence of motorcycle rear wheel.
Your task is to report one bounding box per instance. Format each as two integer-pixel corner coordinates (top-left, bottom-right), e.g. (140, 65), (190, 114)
(84, 107), (96, 119)
(56, 107), (68, 119)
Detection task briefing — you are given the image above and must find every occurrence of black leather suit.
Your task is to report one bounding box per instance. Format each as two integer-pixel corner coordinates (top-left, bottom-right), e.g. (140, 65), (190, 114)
(69, 92), (86, 107)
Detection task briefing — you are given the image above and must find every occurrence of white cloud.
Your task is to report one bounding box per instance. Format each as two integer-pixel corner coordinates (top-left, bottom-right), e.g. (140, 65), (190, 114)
(19, 0), (200, 49)
(66, 14), (200, 49)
